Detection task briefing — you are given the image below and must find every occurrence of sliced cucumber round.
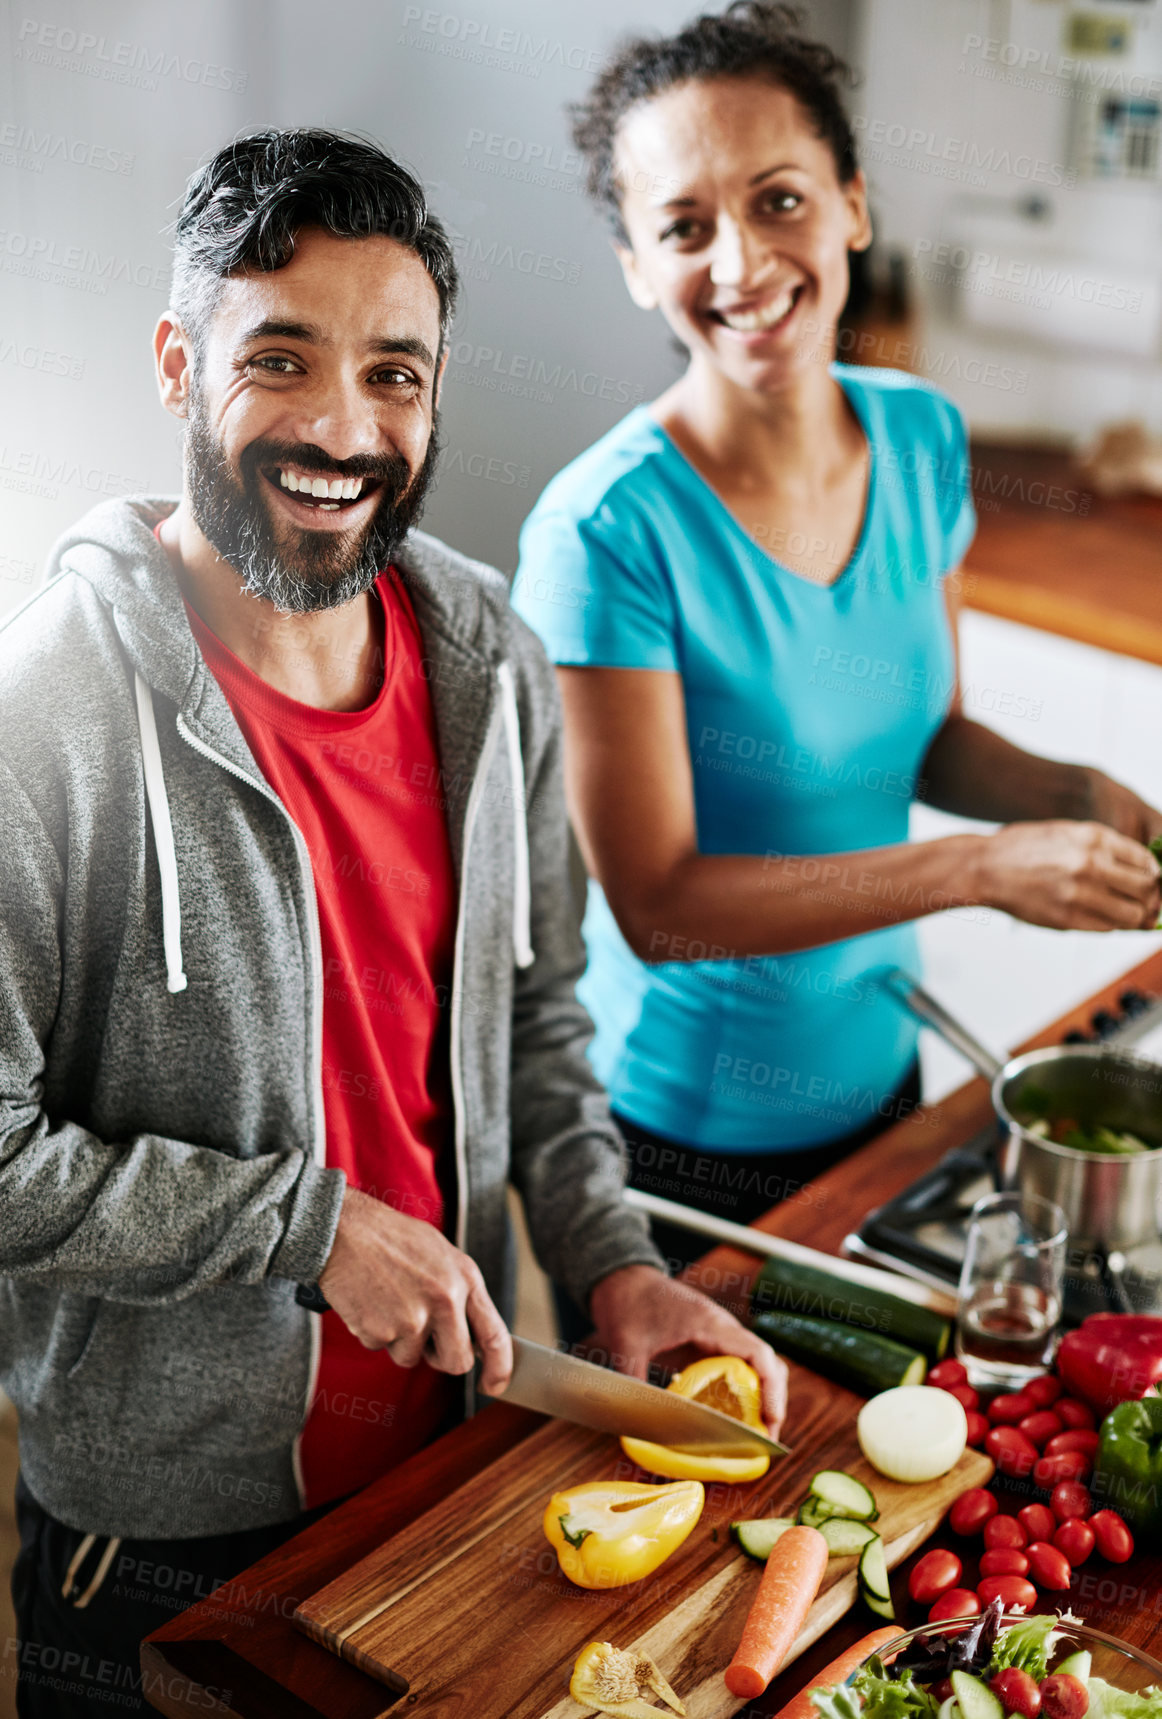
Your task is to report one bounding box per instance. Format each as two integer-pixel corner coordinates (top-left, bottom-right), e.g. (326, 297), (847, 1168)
(1055, 1651), (1092, 1683)
(857, 1533), (894, 1620)
(951, 1672), (1004, 1719)
(809, 1470), (879, 1520)
(731, 1517), (796, 1561)
(819, 1517), (879, 1557)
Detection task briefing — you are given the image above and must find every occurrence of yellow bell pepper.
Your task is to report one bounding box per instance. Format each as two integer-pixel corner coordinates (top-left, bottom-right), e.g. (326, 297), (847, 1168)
(543, 1479), (704, 1589)
(620, 1356), (770, 1484)
(569, 1640), (686, 1717)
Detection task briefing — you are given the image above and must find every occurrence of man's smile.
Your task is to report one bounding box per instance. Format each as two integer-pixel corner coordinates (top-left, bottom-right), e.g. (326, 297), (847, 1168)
(260, 462), (386, 527)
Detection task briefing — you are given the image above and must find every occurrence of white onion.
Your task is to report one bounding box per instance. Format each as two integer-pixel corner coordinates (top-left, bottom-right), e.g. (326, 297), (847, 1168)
(857, 1385), (968, 1483)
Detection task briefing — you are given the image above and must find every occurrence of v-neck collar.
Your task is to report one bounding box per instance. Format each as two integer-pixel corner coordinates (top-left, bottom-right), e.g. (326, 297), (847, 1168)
(645, 368), (876, 594)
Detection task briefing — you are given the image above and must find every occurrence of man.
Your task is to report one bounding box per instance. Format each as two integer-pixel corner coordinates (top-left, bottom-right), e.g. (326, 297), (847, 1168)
(0, 130), (786, 1715)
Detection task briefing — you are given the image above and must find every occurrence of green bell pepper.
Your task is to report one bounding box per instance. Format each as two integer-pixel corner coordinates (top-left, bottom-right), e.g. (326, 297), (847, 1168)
(1095, 1386), (1162, 1543)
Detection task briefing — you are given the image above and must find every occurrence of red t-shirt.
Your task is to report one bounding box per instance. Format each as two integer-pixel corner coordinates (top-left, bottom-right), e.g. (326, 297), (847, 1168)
(183, 568), (459, 1508)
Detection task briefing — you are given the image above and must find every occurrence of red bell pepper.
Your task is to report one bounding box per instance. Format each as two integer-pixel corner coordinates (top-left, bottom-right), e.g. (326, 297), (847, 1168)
(1056, 1314), (1162, 1414)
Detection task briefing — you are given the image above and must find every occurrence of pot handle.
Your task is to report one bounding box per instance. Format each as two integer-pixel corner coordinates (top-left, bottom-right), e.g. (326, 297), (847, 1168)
(877, 968), (1006, 1083)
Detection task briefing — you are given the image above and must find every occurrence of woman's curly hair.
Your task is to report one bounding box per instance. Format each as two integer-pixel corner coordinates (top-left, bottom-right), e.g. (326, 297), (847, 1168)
(571, 2), (859, 240)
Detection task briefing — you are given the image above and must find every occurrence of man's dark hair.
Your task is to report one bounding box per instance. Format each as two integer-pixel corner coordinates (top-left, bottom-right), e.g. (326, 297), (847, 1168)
(571, 2), (858, 242)
(171, 128), (458, 360)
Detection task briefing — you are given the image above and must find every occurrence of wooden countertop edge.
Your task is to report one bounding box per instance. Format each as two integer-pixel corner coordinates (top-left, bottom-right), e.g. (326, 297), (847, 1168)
(141, 944), (1162, 1716)
(964, 567), (1162, 668)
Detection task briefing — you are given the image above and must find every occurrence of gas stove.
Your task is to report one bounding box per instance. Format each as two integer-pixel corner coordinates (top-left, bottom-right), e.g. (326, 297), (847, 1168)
(844, 985), (1162, 1325)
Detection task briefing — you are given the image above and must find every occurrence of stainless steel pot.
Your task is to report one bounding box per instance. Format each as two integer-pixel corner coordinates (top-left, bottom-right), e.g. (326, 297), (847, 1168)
(881, 969), (1162, 1254)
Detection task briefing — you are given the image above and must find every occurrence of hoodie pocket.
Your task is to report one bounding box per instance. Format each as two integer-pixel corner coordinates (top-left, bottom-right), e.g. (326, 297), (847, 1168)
(64, 1297), (103, 1379)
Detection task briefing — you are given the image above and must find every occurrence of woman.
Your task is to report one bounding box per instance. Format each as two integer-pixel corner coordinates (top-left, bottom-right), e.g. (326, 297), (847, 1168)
(512, 2), (1162, 1286)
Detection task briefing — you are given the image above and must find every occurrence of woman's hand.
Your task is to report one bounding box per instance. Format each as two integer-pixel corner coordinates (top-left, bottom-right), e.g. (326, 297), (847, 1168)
(975, 819), (1161, 931)
(1082, 768), (1162, 846)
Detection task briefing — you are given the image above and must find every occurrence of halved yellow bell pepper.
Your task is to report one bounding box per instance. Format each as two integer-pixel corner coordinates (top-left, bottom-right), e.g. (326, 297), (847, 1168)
(543, 1479), (704, 1589)
(569, 1640), (686, 1717)
(619, 1356), (770, 1484)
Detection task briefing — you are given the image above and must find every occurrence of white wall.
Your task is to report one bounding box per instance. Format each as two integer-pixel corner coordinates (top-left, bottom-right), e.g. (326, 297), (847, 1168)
(856, 0), (1162, 441)
(0, 0), (853, 599)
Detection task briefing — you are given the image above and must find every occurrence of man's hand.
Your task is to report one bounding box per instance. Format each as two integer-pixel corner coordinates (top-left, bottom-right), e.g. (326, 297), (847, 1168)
(587, 1263), (789, 1437)
(318, 1186), (513, 1395)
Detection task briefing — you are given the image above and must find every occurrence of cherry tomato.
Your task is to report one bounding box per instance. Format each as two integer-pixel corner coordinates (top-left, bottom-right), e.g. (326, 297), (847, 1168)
(965, 1410), (989, 1448)
(1050, 1481), (1093, 1523)
(1025, 1540), (1072, 1591)
(928, 1359), (969, 1390)
(986, 1424), (1039, 1480)
(1018, 1502), (1057, 1541)
(932, 1679), (955, 1704)
(989, 1390), (1037, 1424)
(983, 1514), (1027, 1550)
(1089, 1509), (1134, 1563)
(991, 1667), (1042, 1719)
(1054, 1517), (1096, 1567)
(949, 1487), (1000, 1537)
(1040, 1674), (1090, 1719)
(908, 1548), (963, 1605)
(1057, 1398), (1097, 1431)
(945, 1382), (981, 1414)
(928, 1587), (982, 1623)
(980, 1547), (1030, 1576)
(1034, 1450), (1092, 1491)
(1044, 1429), (1100, 1459)
(977, 1573), (1038, 1609)
(1025, 1375), (1063, 1408)
(1018, 1410), (1064, 1448)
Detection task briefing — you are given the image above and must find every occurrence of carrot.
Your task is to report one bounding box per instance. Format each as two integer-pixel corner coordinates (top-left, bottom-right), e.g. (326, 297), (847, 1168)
(769, 1626), (902, 1719)
(724, 1523), (830, 1699)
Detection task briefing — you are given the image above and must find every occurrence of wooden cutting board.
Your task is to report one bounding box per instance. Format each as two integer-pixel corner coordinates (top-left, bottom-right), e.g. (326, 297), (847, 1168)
(294, 1393), (992, 1719)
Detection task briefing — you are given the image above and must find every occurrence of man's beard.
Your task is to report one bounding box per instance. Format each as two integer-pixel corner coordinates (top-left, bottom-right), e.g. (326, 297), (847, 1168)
(184, 395), (439, 615)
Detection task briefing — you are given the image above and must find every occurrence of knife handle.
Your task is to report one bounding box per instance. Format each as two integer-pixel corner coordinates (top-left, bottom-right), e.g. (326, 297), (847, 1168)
(295, 1282), (331, 1314)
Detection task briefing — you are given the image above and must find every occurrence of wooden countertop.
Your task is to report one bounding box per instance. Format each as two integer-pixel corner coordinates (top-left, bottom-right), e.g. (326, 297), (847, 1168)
(142, 946), (1162, 1717)
(964, 443), (1162, 665)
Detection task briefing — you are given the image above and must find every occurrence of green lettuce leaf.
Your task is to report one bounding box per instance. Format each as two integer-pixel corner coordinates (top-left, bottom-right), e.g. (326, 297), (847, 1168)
(1087, 1678), (1162, 1719)
(807, 1662), (939, 1719)
(810, 1683), (865, 1719)
(854, 1664), (939, 1719)
(988, 1615), (1063, 1680)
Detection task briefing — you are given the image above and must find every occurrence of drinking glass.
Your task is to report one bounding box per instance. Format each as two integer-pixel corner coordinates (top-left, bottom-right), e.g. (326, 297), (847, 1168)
(954, 1190), (1067, 1390)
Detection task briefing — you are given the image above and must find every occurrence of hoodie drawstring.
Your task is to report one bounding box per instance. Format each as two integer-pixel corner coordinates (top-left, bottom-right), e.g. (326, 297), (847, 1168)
(496, 662), (534, 970)
(62, 1532), (122, 1608)
(134, 672), (188, 994)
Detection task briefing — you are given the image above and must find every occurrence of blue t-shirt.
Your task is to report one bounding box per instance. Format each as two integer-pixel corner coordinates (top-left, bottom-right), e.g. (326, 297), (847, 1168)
(512, 365), (976, 1150)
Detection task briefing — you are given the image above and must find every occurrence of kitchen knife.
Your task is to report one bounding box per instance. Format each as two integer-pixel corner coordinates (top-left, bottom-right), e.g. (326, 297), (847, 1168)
(497, 1335), (790, 1457)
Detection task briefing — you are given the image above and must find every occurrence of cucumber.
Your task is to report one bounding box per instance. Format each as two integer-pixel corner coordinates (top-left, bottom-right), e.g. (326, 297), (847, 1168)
(752, 1256), (952, 1361)
(1056, 1652), (1092, 1682)
(937, 1700), (961, 1719)
(951, 1673), (1004, 1719)
(857, 1534), (894, 1619)
(819, 1517), (879, 1556)
(797, 1496), (839, 1528)
(752, 1310), (927, 1397)
(809, 1470), (878, 1519)
(731, 1518), (796, 1561)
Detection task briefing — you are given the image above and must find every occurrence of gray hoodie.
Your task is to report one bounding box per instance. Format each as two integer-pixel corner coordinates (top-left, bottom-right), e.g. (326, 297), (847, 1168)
(0, 497), (663, 1539)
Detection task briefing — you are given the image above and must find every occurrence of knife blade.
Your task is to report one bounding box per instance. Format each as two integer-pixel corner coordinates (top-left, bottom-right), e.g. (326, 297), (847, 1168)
(497, 1336), (790, 1457)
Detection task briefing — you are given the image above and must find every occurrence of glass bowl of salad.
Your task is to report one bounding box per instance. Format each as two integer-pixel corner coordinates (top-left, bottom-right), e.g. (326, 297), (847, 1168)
(817, 1604), (1162, 1719)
